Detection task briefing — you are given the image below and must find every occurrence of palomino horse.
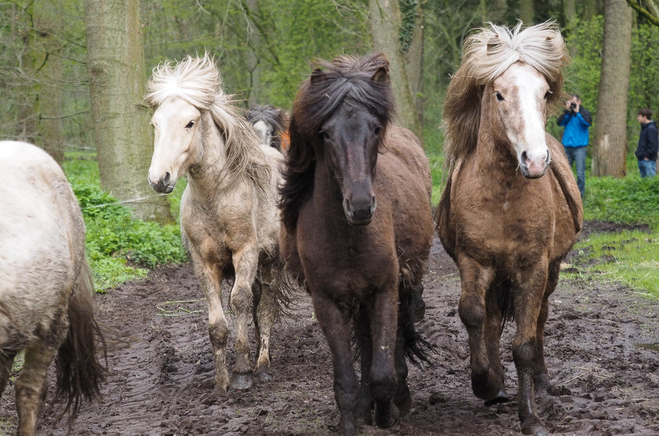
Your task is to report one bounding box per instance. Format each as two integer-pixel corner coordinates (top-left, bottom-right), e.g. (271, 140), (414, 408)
(435, 22), (583, 436)
(279, 53), (434, 436)
(0, 141), (105, 436)
(146, 54), (288, 393)
(245, 104), (286, 152)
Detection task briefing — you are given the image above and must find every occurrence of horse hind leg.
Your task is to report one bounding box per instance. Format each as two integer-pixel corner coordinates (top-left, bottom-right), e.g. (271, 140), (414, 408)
(534, 260), (561, 395)
(0, 349), (17, 398)
(15, 339), (60, 436)
(482, 281), (510, 406)
(253, 279), (276, 382)
(369, 283), (400, 429)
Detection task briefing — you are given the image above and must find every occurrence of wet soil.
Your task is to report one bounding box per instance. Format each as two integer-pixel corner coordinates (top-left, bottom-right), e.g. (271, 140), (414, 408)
(2, 221), (659, 435)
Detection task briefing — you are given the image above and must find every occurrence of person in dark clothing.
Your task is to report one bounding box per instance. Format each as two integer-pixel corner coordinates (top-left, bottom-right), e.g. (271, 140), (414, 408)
(557, 95), (592, 198)
(636, 108), (658, 178)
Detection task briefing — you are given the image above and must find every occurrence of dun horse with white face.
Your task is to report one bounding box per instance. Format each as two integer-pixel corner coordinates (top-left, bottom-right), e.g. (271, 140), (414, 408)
(146, 54), (287, 393)
(0, 141), (105, 436)
(436, 22), (583, 436)
(245, 104), (286, 152)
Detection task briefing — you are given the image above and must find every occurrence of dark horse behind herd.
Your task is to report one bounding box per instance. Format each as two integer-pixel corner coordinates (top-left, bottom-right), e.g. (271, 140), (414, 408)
(279, 52), (435, 436)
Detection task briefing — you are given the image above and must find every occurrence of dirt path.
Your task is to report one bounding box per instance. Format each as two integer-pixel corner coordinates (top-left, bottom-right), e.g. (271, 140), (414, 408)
(2, 226), (659, 435)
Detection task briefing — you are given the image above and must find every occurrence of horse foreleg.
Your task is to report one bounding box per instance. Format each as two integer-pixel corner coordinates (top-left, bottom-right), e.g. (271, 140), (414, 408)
(482, 284), (509, 406)
(354, 307), (373, 426)
(195, 260), (230, 395)
(369, 284), (399, 429)
(457, 257), (501, 401)
(512, 263), (549, 436)
(534, 260), (560, 394)
(311, 290), (359, 436)
(230, 245), (259, 390)
(253, 280), (276, 382)
(15, 341), (58, 436)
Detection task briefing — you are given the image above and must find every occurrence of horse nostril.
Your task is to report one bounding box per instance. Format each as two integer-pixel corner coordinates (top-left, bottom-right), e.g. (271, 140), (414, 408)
(163, 172), (171, 185)
(370, 196), (377, 214)
(521, 151), (528, 162)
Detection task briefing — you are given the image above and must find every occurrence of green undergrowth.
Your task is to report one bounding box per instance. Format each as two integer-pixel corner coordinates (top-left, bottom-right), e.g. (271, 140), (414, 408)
(565, 164), (659, 299)
(63, 152), (187, 292)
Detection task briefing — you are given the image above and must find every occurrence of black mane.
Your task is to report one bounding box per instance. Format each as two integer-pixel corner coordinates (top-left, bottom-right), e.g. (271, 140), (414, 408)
(245, 104), (286, 150)
(279, 52), (395, 232)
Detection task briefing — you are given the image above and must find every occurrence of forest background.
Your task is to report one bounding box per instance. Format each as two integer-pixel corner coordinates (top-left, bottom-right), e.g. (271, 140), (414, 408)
(1, 0), (659, 296)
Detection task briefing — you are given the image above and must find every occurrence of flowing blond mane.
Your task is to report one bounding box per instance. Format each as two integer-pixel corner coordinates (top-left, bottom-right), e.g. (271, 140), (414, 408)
(146, 53), (271, 195)
(443, 21), (568, 171)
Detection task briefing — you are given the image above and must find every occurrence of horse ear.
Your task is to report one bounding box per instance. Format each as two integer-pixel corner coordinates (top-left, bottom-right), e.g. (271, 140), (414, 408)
(371, 66), (389, 83)
(310, 68), (326, 84)
(487, 35), (501, 54)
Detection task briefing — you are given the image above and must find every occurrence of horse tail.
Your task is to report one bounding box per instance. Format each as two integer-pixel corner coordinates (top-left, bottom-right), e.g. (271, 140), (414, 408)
(400, 284), (434, 368)
(55, 259), (106, 419)
(494, 279), (514, 335)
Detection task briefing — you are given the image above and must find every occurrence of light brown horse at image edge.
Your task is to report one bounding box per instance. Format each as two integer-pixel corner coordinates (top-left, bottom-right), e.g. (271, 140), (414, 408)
(435, 22), (583, 436)
(0, 141), (106, 436)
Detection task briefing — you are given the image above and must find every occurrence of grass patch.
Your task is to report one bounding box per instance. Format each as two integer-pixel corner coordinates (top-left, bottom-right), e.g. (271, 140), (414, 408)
(63, 152), (187, 292)
(570, 230), (659, 299)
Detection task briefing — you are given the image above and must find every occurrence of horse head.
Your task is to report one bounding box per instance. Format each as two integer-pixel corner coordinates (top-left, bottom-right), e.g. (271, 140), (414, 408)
(286, 53), (393, 227)
(489, 62), (552, 178)
(148, 96), (201, 193)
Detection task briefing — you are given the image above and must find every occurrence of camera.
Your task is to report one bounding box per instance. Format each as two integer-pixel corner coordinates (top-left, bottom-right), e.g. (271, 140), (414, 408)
(570, 102), (577, 111)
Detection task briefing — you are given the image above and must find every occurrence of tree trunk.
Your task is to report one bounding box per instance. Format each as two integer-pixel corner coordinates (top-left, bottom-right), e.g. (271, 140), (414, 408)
(592, 0), (632, 178)
(582, 0), (598, 19)
(563, 0), (578, 56)
(85, 0), (172, 222)
(245, 0), (261, 106)
(402, 0), (424, 128)
(34, 0), (65, 164)
(369, 0), (421, 137)
(520, 0), (534, 24)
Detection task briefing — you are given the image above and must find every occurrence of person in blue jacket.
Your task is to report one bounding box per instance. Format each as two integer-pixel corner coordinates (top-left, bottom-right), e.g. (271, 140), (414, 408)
(635, 108), (658, 178)
(556, 95), (592, 198)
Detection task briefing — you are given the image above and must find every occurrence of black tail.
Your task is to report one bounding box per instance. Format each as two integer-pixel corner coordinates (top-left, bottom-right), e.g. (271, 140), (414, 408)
(400, 285), (434, 368)
(494, 279), (514, 335)
(55, 260), (106, 420)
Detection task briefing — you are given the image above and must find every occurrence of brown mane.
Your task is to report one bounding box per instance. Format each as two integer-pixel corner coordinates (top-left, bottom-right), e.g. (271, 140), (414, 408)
(443, 21), (568, 174)
(279, 52), (395, 232)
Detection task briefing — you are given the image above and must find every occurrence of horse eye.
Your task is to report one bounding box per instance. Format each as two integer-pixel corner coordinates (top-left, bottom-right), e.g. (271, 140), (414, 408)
(495, 92), (504, 102)
(185, 121), (195, 129)
(544, 90), (551, 100)
(374, 126), (382, 136)
(319, 130), (330, 141)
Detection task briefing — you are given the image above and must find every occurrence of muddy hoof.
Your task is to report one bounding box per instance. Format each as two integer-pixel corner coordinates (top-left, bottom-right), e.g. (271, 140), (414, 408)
(374, 402), (399, 429)
(230, 372), (254, 390)
(394, 385), (412, 417)
(483, 389), (510, 406)
(201, 387), (228, 405)
(254, 370), (271, 383)
(410, 285), (426, 323)
(521, 417), (548, 436)
(534, 372), (552, 393)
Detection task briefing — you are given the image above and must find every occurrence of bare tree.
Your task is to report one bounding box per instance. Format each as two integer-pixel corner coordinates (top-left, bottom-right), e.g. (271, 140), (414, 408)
(592, 0), (633, 177)
(84, 0), (172, 222)
(369, 0), (421, 136)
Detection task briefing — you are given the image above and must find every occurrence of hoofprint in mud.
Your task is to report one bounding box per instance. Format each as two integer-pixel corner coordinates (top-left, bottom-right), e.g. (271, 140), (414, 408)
(1, 226), (658, 435)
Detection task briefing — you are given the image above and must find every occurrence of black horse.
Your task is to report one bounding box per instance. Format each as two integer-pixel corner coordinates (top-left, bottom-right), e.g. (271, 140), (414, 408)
(279, 53), (434, 436)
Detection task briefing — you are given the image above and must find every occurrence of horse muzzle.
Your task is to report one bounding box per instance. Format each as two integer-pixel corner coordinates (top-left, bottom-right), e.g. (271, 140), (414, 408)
(148, 171), (175, 194)
(343, 195), (377, 226)
(519, 149), (551, 179)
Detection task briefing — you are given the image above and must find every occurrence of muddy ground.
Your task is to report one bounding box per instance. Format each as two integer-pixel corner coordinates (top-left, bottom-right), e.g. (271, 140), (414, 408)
(2, 221), (659, 436)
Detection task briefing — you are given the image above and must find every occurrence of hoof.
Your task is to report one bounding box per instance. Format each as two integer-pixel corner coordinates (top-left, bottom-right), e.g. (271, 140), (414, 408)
(254, 369), (271, 383)
(521, 417), (548, 436)
(201, 386), (228, 405)
(483, 389), (510, 406)
(534, 372), (552, 393)
(230, 372), (254, 390)
(357, 398), (373, 426)
(394, 385), (412, 417)
(374, 402), (399, 429)
(410, 286), (426, 323)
